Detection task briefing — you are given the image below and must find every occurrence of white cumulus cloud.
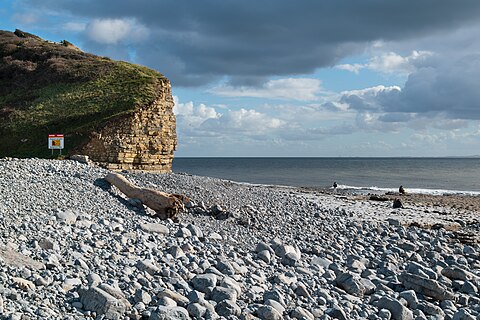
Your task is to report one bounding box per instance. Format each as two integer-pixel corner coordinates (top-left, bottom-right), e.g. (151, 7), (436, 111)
(211, 78), (323, 101)
(85, 18), (148, 44)
(336, 51), (433, 75)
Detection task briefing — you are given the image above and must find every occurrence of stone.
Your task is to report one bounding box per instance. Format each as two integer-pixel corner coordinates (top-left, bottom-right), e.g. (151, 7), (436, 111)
(294, 282), (312, 299)
(157, 289), (189, 307)
(441, 267), (476, 281)
(452, 309), (476, 320)
(211, 286), (237, 303)
(215, 300), (241, 317)
(264, 299), (285, 314)
(136, 259), (160, 275)
(56, 209), (77, 224)
(378, 309), (392, 319)
(139, 223), (169, 235)
(335, 272), (367, 297)
(256, 305), (283, 320)
(187, 303), (207, 318)
(134, 289), (152, 305)
(257, 250), (271, 264)
(392, 199), (403, 209)
(38, 238), (58, 250)
(398, 272), (455, 301)
(191, 274), (217, 293)
(290, 307), (314, 320)
(281, 252), (300, 266)
(263, 290), (286, 307)
(325, 306), (348, 320)
(78, 286), (126, 320)
(398, 290), (418, 309)
(377, 297), (413, 320)
(150, 306), (190, 320)
(0, 247), (45, 270)
(460, 280), (478, 294)
(12, 277), (35, 291)
(69, 154), (90, 164)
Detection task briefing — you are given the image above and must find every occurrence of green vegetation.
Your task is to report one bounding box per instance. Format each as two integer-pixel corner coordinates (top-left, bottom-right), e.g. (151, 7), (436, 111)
(0, 29), (167, 158)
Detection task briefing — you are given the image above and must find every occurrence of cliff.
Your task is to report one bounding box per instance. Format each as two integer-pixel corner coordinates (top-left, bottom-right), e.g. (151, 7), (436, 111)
(0, 29), (176, 172)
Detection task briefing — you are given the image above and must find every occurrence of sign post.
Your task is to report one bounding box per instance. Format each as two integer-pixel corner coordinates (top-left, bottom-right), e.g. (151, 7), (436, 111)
(48, 134), (64, 156)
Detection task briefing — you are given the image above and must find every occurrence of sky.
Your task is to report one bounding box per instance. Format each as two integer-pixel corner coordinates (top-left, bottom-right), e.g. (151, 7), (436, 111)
(1, 0), (480, 157)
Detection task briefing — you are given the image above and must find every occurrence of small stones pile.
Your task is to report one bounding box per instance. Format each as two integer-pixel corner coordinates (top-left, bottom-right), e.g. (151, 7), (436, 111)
(0, 158), (479, 319)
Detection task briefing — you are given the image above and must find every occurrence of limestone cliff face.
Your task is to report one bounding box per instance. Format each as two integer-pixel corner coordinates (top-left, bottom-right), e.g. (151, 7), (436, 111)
(79, 80), (177, 172)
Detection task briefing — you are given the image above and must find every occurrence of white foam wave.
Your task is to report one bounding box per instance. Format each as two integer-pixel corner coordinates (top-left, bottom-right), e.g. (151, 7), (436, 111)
(333, 184), (480, 196)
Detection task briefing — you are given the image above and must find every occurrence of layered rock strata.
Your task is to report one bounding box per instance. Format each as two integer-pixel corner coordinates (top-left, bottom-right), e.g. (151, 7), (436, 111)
(79, 81), (177, 172)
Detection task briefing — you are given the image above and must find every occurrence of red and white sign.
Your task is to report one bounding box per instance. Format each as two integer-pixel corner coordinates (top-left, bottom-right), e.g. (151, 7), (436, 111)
(48, 134), (64, 150)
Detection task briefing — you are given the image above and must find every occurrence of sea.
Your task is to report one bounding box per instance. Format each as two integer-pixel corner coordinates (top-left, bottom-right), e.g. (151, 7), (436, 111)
(172, 157), (480, 195)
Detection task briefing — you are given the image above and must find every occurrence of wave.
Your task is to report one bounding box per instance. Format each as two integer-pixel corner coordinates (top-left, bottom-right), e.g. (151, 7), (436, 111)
(334, 184), (480, 196)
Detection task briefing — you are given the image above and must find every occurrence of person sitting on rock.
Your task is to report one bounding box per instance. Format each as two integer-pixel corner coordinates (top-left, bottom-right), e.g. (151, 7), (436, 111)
(399, 185), (405, 194)
(333, 182), (338, 189)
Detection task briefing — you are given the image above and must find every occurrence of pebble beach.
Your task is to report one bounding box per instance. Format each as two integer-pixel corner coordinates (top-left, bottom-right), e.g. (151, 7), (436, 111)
(0, 158), (479, 320)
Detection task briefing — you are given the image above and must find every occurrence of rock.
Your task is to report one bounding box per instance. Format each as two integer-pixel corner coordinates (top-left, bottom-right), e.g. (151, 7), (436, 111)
(264, 299), (285, 315)
(398, 290), (418, 309)
(378, 309), (392, 319)
(417, 301), (444, 318)
(56, 209), (77, 224)
(186, 224), (203, 238)
(191, 274), (217, 293)
(187, 303), (207, 318)
(335, 272), (366, 297)
(78, 286), (126, 320)
(256, 305), (283, 320)
(377, 297), (413, 320)
(257, 250), (271, 263)
(392, 199), (403, 209)
(325, 306), (348, 320)
(150, 306), (190, 320)
(139, 223), (169, 235)
(157, 289), (189, 307)
(441, 267), (476, 281)
(134, 289), (152, 305)
(215, 300), (241, 317)
(398, 272), (455, 301)
(281, 252), (300, 266)
(460, 280), (478, 294)
(11, 277), (35, 291)
(69, 154), (90, 164)
(452, 309), (476, 320)
(211, 286), (237, 303)
(294, 282), (312, 299)
(136, 259), (160, 275)
(290, 307), (314, 320)
(38, 238), (58, 250)
(0, 247), (45, 270)
(263, 290), (286, 307)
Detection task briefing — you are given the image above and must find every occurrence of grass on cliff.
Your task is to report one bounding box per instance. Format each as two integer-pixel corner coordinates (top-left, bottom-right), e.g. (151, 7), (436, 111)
(0, 30), (167, 158)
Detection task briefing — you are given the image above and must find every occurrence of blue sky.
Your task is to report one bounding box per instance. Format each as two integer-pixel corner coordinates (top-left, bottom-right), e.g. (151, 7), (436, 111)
(2, 0), (480, 157)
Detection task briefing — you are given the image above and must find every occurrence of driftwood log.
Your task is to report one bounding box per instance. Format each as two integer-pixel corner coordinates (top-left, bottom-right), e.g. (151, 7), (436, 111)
(105, 172), (189, 220)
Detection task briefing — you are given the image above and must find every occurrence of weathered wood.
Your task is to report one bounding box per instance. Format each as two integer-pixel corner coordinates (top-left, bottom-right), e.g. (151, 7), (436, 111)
(105, 172), (189, 220)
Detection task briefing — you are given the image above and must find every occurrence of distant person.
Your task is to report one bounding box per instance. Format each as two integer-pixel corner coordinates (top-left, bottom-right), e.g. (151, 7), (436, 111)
(333, 181), (338, 189)
(399, 185), (405, 194)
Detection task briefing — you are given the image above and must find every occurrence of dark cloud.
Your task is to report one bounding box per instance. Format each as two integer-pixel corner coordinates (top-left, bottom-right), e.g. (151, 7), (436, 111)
(20, 0), (480, 86)
(341, 53), (480, 120)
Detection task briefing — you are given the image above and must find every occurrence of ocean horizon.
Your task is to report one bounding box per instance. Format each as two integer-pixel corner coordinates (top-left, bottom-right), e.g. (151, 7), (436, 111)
(172, 157), (480, 195)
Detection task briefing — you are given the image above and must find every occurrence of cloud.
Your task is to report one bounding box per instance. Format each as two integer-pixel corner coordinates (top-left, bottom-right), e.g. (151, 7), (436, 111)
(211, 78), (323, 101)
(337, 50), (433, 75)
(84, 18), (148, 44)
(21, 0), (480, 86)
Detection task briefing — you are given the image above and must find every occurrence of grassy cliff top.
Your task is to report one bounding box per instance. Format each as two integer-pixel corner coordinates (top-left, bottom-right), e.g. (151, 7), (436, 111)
(0, 29), (168, 158)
